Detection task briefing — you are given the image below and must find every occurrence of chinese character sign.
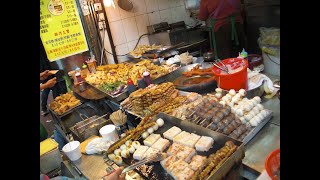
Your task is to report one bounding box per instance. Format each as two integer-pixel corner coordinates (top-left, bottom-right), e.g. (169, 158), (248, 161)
(40, 0), (89, 61)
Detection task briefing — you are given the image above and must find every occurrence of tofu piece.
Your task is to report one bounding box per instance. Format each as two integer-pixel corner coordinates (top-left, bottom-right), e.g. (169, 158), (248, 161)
(174, 166), (195, 180)
(143, 147), (160, 159)
(167, 143), (185, 156)
(143, 133), (161, 146)
(152, 138), (170, 152)
(167, 159), (189, 173)
(160, 155), (180, 170)
(180, 133), (201, 148)
(176, 146), (196, 163)
(163, 126), (182, 140)
(195, 136), (214, 152)
(189, 155), (207, 171)
(173, 131), (190, 144)
(133, 145), (149, 160)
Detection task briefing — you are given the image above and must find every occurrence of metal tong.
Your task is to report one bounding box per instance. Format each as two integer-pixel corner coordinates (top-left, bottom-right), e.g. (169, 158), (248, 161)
(121, 153), (165, 174)
(210, 59), (229, 74)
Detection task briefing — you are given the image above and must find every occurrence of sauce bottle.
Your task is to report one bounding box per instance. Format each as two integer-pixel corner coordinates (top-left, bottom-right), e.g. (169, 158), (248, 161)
(137, 71), (146, 89)
(127, 78), (137, 96)
(75, 67), (83, 84)
(81, 63), (90, 79)
(143, 70), (152, 86)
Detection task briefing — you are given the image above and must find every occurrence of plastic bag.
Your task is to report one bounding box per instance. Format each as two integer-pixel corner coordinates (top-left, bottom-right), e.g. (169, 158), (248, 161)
(259, 27), (280, 46)
(258, 27), (280, 57)
(85, 138), (114, 155)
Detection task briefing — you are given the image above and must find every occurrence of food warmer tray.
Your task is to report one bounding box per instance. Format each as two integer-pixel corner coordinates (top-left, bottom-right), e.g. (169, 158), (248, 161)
(47, 102), (83, 118)
(153, 62), (217, 94)
(123, 90), (192, 119)
(85, 82), (128, 102)
(242, 110), (273, 145)
(105, 112), (245, 180)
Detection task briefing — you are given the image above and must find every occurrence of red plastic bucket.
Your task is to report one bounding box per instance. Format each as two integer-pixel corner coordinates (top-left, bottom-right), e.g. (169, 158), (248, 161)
(212, 58), (248, 91)
(265, 149), (280, 180)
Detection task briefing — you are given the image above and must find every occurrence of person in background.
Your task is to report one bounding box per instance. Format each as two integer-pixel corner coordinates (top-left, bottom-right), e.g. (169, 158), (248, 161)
(40, 39), (67, 116)
(197, 0), (247, 60)
(40, 70), (57, 91)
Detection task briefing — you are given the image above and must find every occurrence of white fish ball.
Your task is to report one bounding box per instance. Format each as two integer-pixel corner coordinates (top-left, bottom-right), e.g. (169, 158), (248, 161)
(253, 96), (261, 104)
(215, 88), (223, 93)
(215, 93), (222, 98)
(152, 124), (159, 131)
(257, 104), (264, 111)
(142, 131), (149, 139)
(229, 89), (236, 96)
(156, 118), (164, 127)
(239, 89), (246, 96)
(147, 127), (154, 134)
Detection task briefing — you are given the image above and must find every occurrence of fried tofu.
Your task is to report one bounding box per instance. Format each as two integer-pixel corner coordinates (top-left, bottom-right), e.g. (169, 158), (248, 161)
(133, 145), (149, 161)
(143, 134), (161, 147)
(195, 136), (214, 152)
(163, 126), (182, 140)
(152, 138), (170, 152)
(188, 155), (207, 171)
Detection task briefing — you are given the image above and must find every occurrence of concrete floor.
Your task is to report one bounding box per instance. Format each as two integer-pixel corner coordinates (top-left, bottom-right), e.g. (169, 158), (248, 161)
(40, 90), (55, 136)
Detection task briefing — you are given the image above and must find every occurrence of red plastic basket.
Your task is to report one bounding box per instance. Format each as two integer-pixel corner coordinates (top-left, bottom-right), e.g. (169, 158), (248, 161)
(265, 148), (280, 180)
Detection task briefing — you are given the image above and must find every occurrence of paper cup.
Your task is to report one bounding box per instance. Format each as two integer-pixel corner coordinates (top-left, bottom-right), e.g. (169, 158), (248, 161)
(99, 125), (119, 142)
(62, 141), (81, 161)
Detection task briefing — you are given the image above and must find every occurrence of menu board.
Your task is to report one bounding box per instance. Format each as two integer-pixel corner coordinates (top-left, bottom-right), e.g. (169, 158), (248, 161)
(40, 0), (89, 62)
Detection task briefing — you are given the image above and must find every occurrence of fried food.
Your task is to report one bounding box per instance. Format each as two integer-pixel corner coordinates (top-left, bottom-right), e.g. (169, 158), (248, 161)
(129, 44), (162, 57)
(86, 60), (169, 86)
(48, 91), (81, 115)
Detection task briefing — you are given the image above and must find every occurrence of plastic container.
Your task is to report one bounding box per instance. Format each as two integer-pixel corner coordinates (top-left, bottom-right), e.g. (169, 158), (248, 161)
(62, 141), (82, 161)
(265, 148), (280, 180)
(212, 58), (248, 91)
(40, 147), (62, 173)
(262, 52), (280, 76)
(143, 71), (152, 86)
(99, 125), (119, 142)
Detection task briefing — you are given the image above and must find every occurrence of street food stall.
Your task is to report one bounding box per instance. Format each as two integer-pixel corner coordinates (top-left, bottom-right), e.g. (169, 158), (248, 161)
(40, 0), (280, 179)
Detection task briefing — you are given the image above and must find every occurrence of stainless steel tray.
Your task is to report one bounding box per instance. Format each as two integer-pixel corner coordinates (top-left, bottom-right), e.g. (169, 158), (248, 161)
(242, 110), (273, 145)
(48, 102), (83, 118)
(156, 113), (245, 180)
(85, 82), (128, 102)
(123, 90), (191, 118)
(154, 62), (218, 94)
(106, 112), (244, 180)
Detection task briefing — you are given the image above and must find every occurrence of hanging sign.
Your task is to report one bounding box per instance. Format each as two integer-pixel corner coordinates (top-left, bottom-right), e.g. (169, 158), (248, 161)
(40, 0), (89, 61)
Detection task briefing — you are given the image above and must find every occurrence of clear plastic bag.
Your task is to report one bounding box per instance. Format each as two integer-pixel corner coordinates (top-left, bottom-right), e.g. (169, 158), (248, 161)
(258, 27), (280, 57)
(259, 27), (280, 46)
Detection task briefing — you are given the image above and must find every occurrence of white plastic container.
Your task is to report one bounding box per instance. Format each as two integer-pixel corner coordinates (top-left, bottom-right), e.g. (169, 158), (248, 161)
(99, 125), (119, 142)
(262, 52), (280, 76)
(62, 141), (81, 161)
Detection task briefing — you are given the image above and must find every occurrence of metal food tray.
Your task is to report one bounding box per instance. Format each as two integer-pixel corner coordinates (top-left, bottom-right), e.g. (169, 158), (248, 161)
(123, 90), (192, 119)
(69, 115), (111, 142)
(153, 62), (218, 94)
(108, 113), (244, 180)
(242, 110), (273, 145)
(85, 82), (128, 102)
(48, 102), (83, 118)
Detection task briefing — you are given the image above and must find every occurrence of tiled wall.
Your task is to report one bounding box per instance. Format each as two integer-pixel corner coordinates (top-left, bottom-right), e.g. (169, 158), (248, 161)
(102, 0), (198, 64)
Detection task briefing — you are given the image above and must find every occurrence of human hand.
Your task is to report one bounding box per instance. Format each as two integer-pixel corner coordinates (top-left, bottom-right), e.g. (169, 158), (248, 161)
(102, 167), (125, 180)
(44, 77), (57, 88)
(40, 70), (50, 80)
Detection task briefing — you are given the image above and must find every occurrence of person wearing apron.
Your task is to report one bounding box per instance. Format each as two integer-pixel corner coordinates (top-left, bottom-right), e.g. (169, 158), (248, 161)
(198, 0), (246, 60)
